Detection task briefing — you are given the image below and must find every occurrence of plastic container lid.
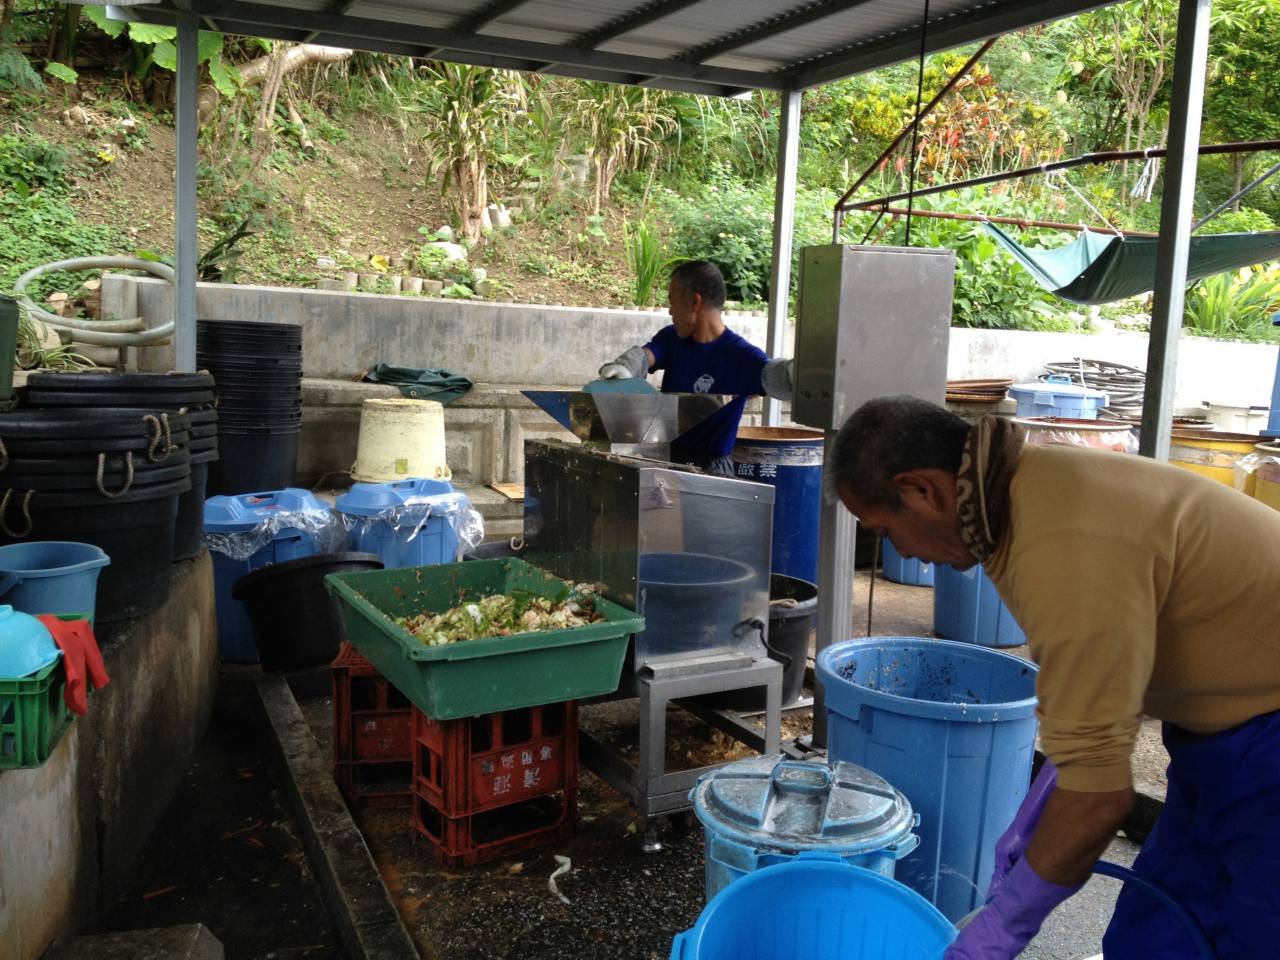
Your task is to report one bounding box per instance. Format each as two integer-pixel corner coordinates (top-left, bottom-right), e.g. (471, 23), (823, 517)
(0, 605), (60, 679)
(1008, 376), (1108, 400)
(203, 487), (328, 534)
(335, 478), (465, 517)
(692, 756), (916, 855)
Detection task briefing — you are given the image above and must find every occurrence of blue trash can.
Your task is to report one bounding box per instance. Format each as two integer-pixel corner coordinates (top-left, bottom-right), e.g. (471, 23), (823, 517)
(882, 540), (934, 587)
(670, 860), (955, 960)
(731, 427), (823, 583)
(204, 489), (333, 662)
(934, 562), (1026, 647)
(691, 755), (920, 901)
(1008, 375), (1108, 420)
(334, 478), (473, 569)
(0, 541), (110, 624)
(817, 637), (1039, 922)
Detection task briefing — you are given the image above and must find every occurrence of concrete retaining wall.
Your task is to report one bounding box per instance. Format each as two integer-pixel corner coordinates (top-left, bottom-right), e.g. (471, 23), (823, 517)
(0, 555), (219, 960)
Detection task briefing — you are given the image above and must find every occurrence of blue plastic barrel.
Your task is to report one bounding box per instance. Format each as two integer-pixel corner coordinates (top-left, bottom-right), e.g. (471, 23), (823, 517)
(817, 637), (1039, 922)
(933, 563), (1026, 647)
(670, 860), (955, 960)
(0, 542), (110, 624)
(1008, 375), (1107, 419)
(335, 478), (469, 569)
(204, 489), (330, 662)
(882, 540), (934, 587)
(691, 755), (919, 901)
(731, 427), (823, 583)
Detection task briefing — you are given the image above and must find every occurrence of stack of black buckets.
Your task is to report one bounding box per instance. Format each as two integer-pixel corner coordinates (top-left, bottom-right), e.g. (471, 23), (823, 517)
(0, 370), (218, 622)
(198, 319), (302, 496)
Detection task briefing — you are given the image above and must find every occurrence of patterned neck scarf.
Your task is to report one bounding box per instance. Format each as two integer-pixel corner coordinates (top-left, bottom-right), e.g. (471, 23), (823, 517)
(955, 415), (1025, 563)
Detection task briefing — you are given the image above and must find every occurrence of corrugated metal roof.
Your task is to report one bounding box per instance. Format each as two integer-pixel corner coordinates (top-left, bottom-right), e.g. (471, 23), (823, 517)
(110, 0), (1119, 95)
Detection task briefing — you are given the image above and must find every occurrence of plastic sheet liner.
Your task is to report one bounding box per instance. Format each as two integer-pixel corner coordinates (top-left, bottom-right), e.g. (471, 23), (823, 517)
(1234, 449), (1280, 493)
(338, 488), (484, 558)
(204, 504), (345, 562)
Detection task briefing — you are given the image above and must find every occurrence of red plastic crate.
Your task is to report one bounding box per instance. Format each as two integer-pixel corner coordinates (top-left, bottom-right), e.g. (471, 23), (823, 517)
(412, 701), (577, 818)
(409, 701), (579, 866)
(333, 642), (412, 806)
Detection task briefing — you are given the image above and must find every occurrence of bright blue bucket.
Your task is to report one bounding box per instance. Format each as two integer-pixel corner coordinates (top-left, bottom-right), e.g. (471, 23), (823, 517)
(0, 541), (110, 624)
(731, 427), (823, 583)
(670, 860), (955, 960)
(933, 562), (1026, 647)
(817, 637), (1038, 922)
(882, 540), (934, 587)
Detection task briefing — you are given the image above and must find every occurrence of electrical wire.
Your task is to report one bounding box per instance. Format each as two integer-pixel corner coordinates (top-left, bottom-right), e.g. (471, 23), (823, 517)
(1040, 359), (1147, 418)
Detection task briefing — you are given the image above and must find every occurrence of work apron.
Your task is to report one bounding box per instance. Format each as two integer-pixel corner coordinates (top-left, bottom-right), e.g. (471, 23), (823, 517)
(1102, 708), (1280, 958)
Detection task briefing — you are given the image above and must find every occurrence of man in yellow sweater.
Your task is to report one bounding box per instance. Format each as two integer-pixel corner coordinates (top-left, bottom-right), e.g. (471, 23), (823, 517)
(831, 396), (1280, 960)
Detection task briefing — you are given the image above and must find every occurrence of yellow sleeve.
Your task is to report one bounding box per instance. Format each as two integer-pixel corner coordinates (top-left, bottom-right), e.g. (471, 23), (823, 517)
(998, 530), (1161, 793)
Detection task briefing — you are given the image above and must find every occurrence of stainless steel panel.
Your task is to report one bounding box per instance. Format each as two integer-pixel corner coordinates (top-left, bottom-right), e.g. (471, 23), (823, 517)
(523, 440), (773, 670)
(793, 244), (955, 431)
(522, 391), (730, 456)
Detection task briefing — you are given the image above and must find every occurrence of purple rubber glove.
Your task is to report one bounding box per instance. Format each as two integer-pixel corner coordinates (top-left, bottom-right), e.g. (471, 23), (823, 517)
(987, 760), (1058, 900)
(945, 857), (1081, 960)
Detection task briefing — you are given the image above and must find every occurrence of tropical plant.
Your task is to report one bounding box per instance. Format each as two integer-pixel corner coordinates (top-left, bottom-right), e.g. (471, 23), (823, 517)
(1183, 267), (1280, 341)
(623, 220), (666, 306)
(405, 63), (524, 244)
(574, 83), (678, 214)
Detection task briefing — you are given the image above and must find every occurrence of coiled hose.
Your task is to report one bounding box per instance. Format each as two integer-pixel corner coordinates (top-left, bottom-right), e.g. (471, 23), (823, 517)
(13, 256), (176, 347)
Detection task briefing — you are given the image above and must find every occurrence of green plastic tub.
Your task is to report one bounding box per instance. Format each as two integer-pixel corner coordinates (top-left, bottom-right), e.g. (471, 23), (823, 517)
(324, 558), (642, 720)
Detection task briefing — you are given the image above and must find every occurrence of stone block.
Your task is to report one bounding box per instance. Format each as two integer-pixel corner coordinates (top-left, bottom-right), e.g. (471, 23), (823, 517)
(43, 925), (223, 960)
(441, 406), (503, 486)
(316, 279), (345, 292)
(503, 407), (576, 484)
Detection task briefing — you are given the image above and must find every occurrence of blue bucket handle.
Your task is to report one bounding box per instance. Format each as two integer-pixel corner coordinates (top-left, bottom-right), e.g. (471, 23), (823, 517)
(0, 571), (19, 597)
(1043, 374), (1073, 385)
(770, 760), (834, 795)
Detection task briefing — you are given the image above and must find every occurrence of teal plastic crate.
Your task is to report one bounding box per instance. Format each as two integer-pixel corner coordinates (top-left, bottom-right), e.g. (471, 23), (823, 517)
(325, 558), (642, 720)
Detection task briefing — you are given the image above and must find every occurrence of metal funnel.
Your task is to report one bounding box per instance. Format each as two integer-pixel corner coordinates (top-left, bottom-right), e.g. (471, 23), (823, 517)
(522, 390), (729, 454)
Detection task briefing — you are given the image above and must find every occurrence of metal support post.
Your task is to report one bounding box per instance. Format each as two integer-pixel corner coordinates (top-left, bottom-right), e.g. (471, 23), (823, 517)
(1138, 0), (1212, 460)
(765, 89), (801, 427)
(811, 431), (857, 748)
(174, 5), (200, 373)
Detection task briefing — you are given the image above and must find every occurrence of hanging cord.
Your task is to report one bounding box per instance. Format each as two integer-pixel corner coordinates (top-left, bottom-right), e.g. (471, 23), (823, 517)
(0, 437), (8, 473)
(1193, 157), (1280, 233)
(1051, 170), (1124, 237)
(903, 0), (931, 248)
(1130, 148), (1159, 203)
(96, 451), (136, 499)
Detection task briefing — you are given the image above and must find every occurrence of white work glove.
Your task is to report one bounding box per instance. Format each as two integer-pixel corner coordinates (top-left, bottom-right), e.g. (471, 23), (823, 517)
(762, 357), (794, 401)
(598, 345), (648, 380)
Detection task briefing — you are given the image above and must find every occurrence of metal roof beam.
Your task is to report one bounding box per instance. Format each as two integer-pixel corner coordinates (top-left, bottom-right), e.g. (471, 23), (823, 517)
(194, 0), (784, 88)
(573, 0), (707, 49)
(788, 0), (1118, 89)
(456, 0), (533, 34)
(680, 0), (875, 64)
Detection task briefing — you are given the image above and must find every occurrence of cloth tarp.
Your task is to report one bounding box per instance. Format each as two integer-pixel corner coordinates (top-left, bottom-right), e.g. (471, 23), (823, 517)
(362, 364), (472, 404)
(984, 223), (1280, 305)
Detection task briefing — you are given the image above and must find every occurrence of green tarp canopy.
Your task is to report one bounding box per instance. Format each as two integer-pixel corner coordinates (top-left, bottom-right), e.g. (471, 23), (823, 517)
(361, 364), (472, 404)
(985, 223), (1280, 305)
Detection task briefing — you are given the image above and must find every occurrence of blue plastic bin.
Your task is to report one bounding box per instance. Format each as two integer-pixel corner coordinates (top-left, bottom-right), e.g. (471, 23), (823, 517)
(933, 562), (1026, 648)
(670, 860), (955, 960)
(0, 542), (110, 624)
(882, 540), (934, 587)
(817, 637), (1038, 922)
(204, 489), (331, 662)
(1008, 375), (1107, 420)
(334, 478), (469, 569)
(691, 755), (919, 901)
(731, 428), (824, 583)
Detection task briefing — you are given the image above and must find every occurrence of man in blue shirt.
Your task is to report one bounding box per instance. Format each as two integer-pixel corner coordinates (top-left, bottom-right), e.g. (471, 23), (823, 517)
(598, 260), (792, 475)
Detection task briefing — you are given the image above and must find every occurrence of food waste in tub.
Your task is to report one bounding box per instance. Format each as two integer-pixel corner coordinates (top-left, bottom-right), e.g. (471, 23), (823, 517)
(394, 585), (607, 646)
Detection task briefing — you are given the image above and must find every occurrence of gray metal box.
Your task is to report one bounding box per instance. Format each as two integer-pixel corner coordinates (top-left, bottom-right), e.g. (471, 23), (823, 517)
(792, 244), (955, 431)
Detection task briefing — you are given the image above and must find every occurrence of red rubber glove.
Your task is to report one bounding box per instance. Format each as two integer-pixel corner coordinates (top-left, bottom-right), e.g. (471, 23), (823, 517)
(37, 615), (108, 715)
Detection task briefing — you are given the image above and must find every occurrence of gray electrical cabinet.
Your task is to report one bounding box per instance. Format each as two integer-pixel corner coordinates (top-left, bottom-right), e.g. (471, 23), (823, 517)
(792, 244), (955, 431)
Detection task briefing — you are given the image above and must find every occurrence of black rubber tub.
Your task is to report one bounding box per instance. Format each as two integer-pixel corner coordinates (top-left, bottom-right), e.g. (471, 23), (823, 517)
(27, 389), (218, 408)
(173, 459), (210, 562)
(0, 478), (187, 622)
(232, 552), (383, 671)
(24, 371), (217, 410)
(0, 429), (191, 456)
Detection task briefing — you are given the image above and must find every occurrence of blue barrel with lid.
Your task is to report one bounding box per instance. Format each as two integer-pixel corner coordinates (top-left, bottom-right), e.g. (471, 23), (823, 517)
(933, 562), (1026, 648)
(204, 488), (331, 662)
(1008, 374), (1108, 419)
(691, 755), (920, 901)
(335, 477), (470, 569)
(730, 427), (823, 583)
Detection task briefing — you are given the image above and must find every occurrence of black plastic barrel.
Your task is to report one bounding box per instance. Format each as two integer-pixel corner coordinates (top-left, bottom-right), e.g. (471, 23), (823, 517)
(208, 431), (299, 496)
(173, 459), (210, 561)
(232, 552), (383, 671)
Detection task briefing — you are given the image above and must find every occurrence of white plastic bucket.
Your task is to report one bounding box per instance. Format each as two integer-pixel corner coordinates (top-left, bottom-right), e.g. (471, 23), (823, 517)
(351, 398), (451, 482)
(1202, 402), (1270, 434)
